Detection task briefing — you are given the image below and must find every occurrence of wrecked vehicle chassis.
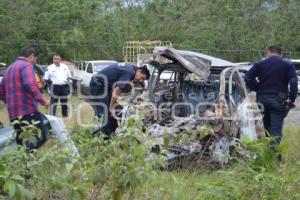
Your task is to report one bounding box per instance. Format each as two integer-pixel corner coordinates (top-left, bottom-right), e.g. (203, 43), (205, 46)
(122, 48), (264, 169)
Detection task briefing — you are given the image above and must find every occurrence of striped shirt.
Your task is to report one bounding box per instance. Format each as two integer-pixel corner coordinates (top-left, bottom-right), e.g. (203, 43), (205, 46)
(0, 57), (48, 119)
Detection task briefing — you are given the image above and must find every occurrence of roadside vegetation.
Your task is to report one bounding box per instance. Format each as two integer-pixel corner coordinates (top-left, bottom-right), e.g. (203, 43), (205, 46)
(1, 0), (300, 63)
(0, 107), (299, 200)
(0, 115), (164, 200)
(1, 1), (300, 199)
(134, 127), (300, 200)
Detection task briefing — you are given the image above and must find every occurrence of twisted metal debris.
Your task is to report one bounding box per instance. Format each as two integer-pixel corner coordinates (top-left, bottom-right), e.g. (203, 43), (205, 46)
(120, 47), (265, 169)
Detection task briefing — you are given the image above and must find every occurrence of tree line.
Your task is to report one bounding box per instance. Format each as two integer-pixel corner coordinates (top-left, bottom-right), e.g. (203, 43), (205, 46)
(1, 0), (300, 64)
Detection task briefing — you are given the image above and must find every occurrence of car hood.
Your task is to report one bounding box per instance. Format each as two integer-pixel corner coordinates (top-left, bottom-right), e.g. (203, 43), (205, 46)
(154, 47), (212, 81)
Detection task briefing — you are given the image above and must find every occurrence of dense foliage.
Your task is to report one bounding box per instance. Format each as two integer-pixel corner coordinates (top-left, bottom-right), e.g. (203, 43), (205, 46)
(0, 115), (164, 200)
(1, 125), (300, 199)
(1, 0), (300, 63)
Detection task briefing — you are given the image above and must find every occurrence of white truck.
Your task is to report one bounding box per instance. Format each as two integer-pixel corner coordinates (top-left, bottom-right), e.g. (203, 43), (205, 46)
(290, 59), (300, 94)
(73, 60), (117, 95)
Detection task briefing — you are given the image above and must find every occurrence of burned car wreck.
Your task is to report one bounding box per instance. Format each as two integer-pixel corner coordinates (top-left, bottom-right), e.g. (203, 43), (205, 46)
(119, 47), (265, 169)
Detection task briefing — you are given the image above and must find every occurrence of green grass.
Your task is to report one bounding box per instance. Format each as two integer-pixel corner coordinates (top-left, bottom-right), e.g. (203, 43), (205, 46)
(134, 127), (300, 200)
(282, 127), (300, 161)
(0, 94), (95, 128)
(134, 164), (300, 200)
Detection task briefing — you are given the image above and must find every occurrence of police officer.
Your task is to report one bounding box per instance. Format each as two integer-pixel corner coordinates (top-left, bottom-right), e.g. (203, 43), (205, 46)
(89, 63), (150, 136)
(44, 54), (71, 117)
(245, 46), (298, 156)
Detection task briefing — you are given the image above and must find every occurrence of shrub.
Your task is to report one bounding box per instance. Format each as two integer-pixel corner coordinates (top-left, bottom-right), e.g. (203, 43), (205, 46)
(0, 114), (164, 200)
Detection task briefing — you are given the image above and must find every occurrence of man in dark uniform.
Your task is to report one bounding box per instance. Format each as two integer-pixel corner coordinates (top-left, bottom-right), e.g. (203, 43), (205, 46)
(245, 46), (298, 155)
(89, 63), (150, 136)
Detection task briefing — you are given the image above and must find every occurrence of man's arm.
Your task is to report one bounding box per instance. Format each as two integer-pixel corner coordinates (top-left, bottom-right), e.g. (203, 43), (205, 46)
(288, 63), (298, 102)
(43, 67), (53, 89)
(109, 69), (135, 118)
(0, 77), (6, 102)
(244, 63), (259, 91)
(65, 65), (72, 78)
(21, 63), (49, 106)
(43, 65), (51, 81)
(43, 70), (49, 81)
(109, 86), (122, 118)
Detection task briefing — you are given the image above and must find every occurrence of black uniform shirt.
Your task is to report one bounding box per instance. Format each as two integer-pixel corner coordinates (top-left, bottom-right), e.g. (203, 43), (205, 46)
(245, 56), (298, 102)
(94, 63), (137, 90)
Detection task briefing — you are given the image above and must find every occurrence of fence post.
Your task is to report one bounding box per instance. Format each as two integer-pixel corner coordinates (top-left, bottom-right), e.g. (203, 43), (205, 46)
(72, 46), (76, 63)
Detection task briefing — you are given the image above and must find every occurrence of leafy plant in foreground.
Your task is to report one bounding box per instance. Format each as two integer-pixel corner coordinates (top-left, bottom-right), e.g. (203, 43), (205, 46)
(1, 114), (164, 200)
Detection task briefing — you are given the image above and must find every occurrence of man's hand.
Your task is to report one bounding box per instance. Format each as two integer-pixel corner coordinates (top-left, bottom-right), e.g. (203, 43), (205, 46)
(110, 106), (117, 119)
(44, 100), (50, 109)
(283, 100), (296, 117)
(288, 101), (296, 109)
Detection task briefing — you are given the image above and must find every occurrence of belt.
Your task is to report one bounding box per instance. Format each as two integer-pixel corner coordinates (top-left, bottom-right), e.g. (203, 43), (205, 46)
(257, 91), (284, 96)
(53, 84), (68, 86)
(11, 111), (40, 122)
(257, 92), (277, 95)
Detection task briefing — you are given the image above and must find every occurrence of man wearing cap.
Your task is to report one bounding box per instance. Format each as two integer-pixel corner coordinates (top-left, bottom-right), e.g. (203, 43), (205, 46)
(89, 63), (150, 136)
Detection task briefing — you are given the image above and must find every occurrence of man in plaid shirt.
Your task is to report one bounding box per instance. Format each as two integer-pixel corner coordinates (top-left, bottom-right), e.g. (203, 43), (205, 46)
(0, 47), (49, 150)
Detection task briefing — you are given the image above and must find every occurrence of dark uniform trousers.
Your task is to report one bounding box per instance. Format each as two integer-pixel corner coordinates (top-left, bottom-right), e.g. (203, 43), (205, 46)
(11, 112), (48, 150)
(258, 94), (287, 152)
(89, 77), (118, 136)
(50, 84), (69, 117)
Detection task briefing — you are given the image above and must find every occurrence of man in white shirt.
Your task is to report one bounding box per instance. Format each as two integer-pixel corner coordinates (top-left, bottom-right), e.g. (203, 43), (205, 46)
(44, 54), (71, 117)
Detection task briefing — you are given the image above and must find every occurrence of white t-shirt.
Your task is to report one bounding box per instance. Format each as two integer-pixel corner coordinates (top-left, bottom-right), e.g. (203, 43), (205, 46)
(44, 63), (71, 85)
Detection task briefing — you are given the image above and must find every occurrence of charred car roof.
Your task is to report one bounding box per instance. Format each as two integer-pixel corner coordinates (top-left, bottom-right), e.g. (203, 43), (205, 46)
(152, 47), (235, 81)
